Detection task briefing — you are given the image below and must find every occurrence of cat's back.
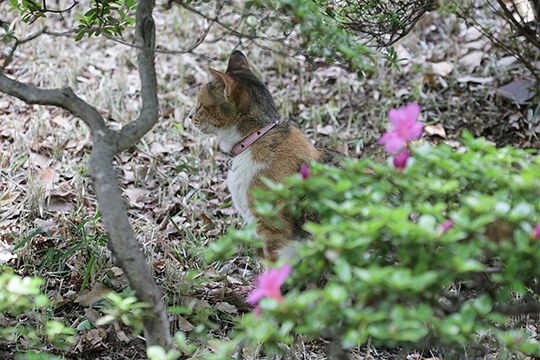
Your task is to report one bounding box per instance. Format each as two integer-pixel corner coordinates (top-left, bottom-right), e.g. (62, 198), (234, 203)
(250, 123), (319, 177)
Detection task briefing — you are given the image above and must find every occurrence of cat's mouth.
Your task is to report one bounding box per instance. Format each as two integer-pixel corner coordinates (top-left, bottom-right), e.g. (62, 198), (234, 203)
(189, 105), (215, 135)
(191, 118), (216, 135)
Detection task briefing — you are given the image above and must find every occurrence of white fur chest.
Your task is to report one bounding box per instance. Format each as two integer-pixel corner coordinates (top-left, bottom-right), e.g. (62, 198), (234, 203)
(227, 149), (267, 222)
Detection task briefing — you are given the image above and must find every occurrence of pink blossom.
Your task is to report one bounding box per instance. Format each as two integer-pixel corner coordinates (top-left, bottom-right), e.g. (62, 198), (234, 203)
(533, 223), (540, 239)
(392, 149), (409, 170)
(378, 103), (423, 154)
(378, 131), (406, 154)
(389, 103), (423, 140)
(247, 263), (291, 306)
(440, 219), (453, 233)
(299, 163), (310, 180)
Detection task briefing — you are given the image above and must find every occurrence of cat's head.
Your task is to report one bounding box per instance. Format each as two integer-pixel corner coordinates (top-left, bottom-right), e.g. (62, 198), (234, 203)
(189, 51), (279, 137)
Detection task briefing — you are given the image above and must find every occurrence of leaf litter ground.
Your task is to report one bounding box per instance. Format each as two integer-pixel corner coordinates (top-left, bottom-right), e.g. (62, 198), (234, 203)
(0, 2), (538, 359)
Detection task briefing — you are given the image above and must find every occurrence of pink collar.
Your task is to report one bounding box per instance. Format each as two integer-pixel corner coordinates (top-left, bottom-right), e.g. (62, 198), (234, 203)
(230, 121), (278, 157)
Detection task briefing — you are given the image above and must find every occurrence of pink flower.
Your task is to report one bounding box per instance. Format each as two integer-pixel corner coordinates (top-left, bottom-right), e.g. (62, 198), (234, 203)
(392, 149), (409, 170)
(299, 163), (310, 180)
(247, 264), (291, 307)
(533, 223), (540, 239)
(378, 103), (423, 154)
(378, 131), (406, 154)
(440, 219), (453, 233)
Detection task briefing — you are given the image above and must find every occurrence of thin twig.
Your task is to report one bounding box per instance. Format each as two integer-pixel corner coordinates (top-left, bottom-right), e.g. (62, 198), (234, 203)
(177, 1), (289, 44)
(494, 0), (540, 49)
(454, 1), (540, 82)
(1, 27), (48, 71)
(101, 33), (216, 60)
(26, 0), (79, 15)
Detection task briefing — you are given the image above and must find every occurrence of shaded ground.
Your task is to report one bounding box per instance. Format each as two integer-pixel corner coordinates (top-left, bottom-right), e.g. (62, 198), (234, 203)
(0, 1), (538, 359)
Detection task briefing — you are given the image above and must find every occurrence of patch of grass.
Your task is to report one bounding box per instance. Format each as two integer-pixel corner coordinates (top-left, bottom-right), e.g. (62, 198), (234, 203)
(15, 213), (109, 288)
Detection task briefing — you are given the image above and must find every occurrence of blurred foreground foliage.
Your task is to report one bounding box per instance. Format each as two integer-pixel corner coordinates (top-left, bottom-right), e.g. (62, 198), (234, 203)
(209, 132), (540, 358)
(0, 269), (75, 358)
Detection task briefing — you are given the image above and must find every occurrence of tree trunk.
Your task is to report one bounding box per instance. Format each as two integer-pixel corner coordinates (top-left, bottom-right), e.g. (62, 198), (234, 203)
(89, 142), (171, 348)
(0, 0), (172, 350)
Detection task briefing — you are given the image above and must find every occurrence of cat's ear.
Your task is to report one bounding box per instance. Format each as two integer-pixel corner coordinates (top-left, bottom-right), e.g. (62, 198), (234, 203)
(209, 67), (236, 98)
(226, 50), (251, 73)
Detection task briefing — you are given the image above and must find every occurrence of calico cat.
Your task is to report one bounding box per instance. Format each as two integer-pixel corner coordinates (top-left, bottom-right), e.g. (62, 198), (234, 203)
(190, 50), (341, 261)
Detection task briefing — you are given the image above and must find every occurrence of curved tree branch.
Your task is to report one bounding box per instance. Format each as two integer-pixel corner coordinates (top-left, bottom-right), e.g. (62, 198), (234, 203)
(114, 0), (158, 153)
(0, 73), (108, 133)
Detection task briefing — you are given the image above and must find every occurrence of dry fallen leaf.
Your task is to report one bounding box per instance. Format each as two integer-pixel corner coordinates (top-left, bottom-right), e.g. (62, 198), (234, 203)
(430, 61), (454, 77)
(226, 275), (243, 285)
(497, 79), (537, 105)
(150, 141), (184, 155)
(424, 124), (447, 139)
(66, 137), (89, 155)
(111, 267), (124, 277)
(41, 168), (57, 190)
(0, 243), (16, 264)
(175, 315), (195, 332)
(0, 190), (21, 206)
(497, 56), (518, 68)
(29, 152), (53, 169)
(83, 328), (108, 350)
(316, 124), (334, 135)
(125, 187), (152, 208)
(460, 26), (482, 42)
(150, 141), (170, 155)
(459, 51), (484, 73)
(153, 259), (166, 272)
(47, 195), (74, 213)
(463, 39), (489, 50)
(85, 308), (102, 325)
(457, 76), (494, 84)
(335, 142), (349, 156)
(116, 330), (131, 343)
(51, 114), (73, 130)
(216, 302), (238, 315)
(75, 283), (111, 306)
(394, 88), (410, 98)
(33, 218), (58, 231)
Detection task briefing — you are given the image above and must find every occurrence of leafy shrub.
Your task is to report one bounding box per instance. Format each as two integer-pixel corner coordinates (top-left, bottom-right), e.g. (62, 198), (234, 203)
(209, 132), (540, 358)
(0, 268), (75, 358)
(96, 291), (150, 333)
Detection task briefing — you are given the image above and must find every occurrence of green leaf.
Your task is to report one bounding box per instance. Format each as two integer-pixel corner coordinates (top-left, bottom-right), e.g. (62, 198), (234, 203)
(75, 31), (85, 42)
(76, 319), (93, 331)
(324, 283), (348, 303)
